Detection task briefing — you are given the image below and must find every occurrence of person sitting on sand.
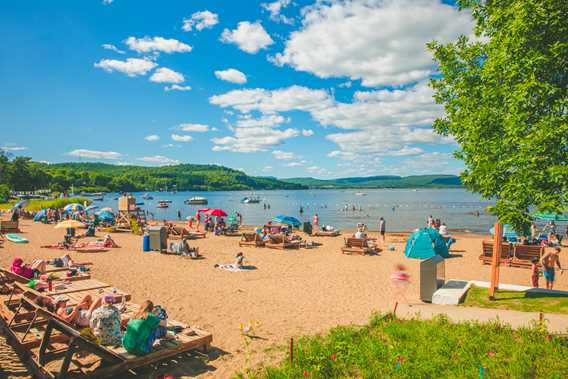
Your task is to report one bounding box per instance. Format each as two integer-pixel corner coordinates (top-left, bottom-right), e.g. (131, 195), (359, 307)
(90, 295), (122, 346)
(55, 294), (103, 327)
(235, 252), (245, 268)
(122, 300), (167, 356)
(103, 234), (119, 248)
(541, 247), (562, 290)
(548, 234), (560, 247)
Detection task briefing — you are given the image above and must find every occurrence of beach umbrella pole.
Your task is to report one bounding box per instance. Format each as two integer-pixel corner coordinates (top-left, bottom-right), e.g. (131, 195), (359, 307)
(488, 223), (502, 299)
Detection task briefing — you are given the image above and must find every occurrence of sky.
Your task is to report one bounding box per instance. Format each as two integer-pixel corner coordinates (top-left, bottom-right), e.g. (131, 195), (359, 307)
(0, 0), (474, 179)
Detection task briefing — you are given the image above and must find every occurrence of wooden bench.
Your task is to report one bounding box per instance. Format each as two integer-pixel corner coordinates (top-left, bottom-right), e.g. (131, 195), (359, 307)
(479, 241), (513, 266)
(0, 220), (19, 233)
(341, 238), (379, 255)
(511, 245), (544, 268)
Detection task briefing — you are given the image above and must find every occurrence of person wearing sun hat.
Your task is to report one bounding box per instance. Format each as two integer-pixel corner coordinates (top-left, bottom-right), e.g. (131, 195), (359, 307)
(90, 295), (122, 346)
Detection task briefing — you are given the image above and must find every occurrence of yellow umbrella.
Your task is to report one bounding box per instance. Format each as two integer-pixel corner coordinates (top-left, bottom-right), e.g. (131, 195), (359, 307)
(55, 220), (86, 229)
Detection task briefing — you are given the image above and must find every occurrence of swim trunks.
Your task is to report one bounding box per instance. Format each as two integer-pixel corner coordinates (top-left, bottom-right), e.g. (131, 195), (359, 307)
(543, 268), (555, 282)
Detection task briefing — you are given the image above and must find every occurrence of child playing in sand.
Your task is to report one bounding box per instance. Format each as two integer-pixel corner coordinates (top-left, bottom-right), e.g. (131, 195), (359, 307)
(530, 258), (539, 288)
(390, 264), (410, 305)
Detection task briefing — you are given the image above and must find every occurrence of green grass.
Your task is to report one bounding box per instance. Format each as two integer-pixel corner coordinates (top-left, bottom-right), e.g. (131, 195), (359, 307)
(462, 285), (568, 314)
(238, 314), (568, 378)
(0, 197), (91, 211)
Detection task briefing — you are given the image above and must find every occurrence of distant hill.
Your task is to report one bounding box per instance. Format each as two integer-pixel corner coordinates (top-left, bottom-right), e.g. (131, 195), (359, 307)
(281, 175), (462, 189)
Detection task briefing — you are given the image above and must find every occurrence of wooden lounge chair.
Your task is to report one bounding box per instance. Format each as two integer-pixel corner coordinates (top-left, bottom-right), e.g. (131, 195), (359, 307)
(265, 235), (301, 250)
(0, 220), (19, 233)
(184, 230), (207, 240)
(45, 262), (93, 273)
(511, 245), (544, 268)
(313, 229), (341, 237)
(341, 238), (380, 255)
(239, 232), (265, 247)
(0, 268), (90, 288)
(479, 241), (513, 266)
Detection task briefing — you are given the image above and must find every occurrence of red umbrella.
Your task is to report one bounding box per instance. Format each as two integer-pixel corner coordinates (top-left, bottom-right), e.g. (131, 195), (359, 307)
(198, 208), (211, 213)
(204, 208), (227, 217)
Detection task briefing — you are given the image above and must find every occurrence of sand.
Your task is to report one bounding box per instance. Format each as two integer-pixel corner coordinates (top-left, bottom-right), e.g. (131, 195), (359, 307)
(1, 220), (566, 378)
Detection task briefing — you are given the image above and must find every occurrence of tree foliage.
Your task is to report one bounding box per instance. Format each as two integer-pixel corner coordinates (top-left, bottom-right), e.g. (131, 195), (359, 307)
(428, 0), (567, 233)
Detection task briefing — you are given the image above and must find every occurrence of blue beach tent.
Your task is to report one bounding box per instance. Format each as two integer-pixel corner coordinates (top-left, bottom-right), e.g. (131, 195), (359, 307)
(404, 228), (450, 259)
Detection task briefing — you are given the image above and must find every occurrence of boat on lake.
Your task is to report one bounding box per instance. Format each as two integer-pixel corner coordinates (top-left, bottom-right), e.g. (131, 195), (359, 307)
(185, 196), (208, 205)
(157, 201), (169, 208)
(142, 193), (154, 200)
(241, 196), (261, 204)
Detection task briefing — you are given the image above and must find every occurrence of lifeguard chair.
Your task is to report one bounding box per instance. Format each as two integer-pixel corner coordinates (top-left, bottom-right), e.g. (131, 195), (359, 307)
(115, 196), (145, 232)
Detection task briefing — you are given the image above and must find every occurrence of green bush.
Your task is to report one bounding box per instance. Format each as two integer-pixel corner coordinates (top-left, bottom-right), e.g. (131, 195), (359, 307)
(0, 197), (91, 211)
(242, 314), (568, 378)
(0, 184), (10, 203)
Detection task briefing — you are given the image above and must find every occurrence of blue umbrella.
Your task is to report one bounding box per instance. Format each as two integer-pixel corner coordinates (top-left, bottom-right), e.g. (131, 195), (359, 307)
(86, 205), (99, 213)
(272, 215), (301, 227)
(12, 200), (28, 210)
(96, 210), (115, 221)
(33, 209), (47, 222)
(489, 224), (518, 239)
(63, 203), (84, 212)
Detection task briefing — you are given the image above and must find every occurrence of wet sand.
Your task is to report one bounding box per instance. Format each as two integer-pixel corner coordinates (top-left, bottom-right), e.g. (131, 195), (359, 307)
(1, 220), (566, 378)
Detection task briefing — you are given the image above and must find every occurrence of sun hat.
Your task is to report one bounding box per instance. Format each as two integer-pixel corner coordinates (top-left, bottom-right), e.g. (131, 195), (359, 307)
(54, 295), (69, 304)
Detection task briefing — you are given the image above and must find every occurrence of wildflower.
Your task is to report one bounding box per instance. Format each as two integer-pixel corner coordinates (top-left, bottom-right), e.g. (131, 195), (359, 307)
(487, 351), (495, 358)
(330, 353), (337, 362)
(303, 369), (310, 377)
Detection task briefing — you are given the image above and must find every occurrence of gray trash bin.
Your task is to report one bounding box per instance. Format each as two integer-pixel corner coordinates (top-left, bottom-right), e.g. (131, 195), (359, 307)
(148, 226), (167, 252)
(419, 255), (445, 302)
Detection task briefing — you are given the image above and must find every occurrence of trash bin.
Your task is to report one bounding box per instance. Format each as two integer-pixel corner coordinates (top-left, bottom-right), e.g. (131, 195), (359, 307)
(303, 222), (313, 235)
(419, 255), (445, 302)
(148, 226), (167, 252)
(142, 234), (150, 252)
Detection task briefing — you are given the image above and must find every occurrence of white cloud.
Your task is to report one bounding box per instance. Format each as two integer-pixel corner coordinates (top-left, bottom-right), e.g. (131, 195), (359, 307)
(138, 155), (180, 165)
(94, 58), (157, 77)
(68, 149), (123, 160)
(182, 10), (219, 31)
(171, 134), (193, 142)
(125, 36), (192, 54)
(237, 114), (287, 128)
(285, 161), (304, 167)
(102, 0), (113, 5)
(144, 134), (160, 142)
(272, 150), (299, 160)
(165, 84), (192, 92)
(262, 165), (273, 172)
(220, 21), (274, 54)
(1, 145), (27, 152)
(149, 67), (185, 84)
(179, 123), (210, 132)
(211, 127), (299, 153)
(214, 68), (247, 84)
(338, 81), (352, 88)
(305, 165), (330, 176)
(274, 0), (473, 86)
(262, 0), (294, 24)
(301, 129), (314, 137)
(101, 44), (125, 54)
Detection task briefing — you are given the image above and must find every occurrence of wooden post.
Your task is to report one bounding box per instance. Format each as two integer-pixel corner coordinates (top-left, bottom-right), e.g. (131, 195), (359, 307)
(290, 337), (294, 366)
(489, 223), (502, 299)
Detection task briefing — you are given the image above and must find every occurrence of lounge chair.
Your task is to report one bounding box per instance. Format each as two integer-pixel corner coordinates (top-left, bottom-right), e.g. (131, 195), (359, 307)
(511, 245), (544, 268)
(0, 220), (19, 233)
(313, 229), (341, 237)
(341, 238), (380, 255)
(479, 241), (513, 266)
(265, 234), (301, 250)
(239, 232), (265, 247)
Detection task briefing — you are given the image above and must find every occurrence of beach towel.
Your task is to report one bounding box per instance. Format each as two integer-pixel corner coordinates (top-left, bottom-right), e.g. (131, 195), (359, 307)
(215, 264), (256, 272)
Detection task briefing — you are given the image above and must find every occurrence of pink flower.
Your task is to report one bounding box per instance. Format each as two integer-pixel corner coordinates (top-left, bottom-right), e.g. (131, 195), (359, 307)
(487, 351), (495, 358)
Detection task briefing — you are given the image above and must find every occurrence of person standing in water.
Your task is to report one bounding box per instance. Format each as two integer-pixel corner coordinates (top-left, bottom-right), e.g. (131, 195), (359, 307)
(378, 217), (386, 244)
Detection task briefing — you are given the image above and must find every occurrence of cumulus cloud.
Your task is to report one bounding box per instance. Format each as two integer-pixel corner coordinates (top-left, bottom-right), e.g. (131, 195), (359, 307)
(237, 114), (287, 128)
(94, 58), (157, 77)
(68, 149), (123, 160)
(211, 127), (299, 153)
(101, 44), (125, 54)
(273, 0), (473, 86)
(301, 129), (314, 137)
(165, 84), (192, 92)
(305, 165), (330, 176)
(272, 150), (299, 160)
(149, 67), (185, 84)
(1, 145), (28, 152)
(262, 0), (294, 24)
(125, 36), (192, 54)
(144, 134), (160, 141)
(171, 134), (193, 142)
(285, 161), (304, 167)
(138, 155), (180, 165)
(182, 10), (219, 31)
(214, 68), (247, 84)
(220, 21), (274, 54)
(179, 123), (210, 132)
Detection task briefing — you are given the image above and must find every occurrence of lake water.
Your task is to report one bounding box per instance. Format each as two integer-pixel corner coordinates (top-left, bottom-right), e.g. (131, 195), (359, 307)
(95, 189), (496, 233)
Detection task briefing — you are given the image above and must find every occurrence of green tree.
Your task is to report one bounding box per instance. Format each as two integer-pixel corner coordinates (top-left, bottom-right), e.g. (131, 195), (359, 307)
(428, 0), (567, 233)
(0, 184), (10, 202)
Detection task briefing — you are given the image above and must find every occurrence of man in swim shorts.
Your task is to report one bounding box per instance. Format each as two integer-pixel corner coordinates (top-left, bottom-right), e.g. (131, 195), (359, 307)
(541, 247), (562, 290)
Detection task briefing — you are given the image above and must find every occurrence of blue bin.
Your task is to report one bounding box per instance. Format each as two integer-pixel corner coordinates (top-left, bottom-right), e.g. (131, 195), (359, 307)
(143, 234), (150, 252)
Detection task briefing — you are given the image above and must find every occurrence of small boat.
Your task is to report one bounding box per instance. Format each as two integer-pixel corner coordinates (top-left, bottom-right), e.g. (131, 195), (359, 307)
(159, 199), (173, 203)
(185, 196), (208, 205)
(142, 193), (154, 200)
(6, 234), (28, 244)
(93, 197), (104, 202)
(355, 192), (367, 196)
(157, 201), (169, 209)
(136, 202), (145, 206)
(241, 196), (261, 204)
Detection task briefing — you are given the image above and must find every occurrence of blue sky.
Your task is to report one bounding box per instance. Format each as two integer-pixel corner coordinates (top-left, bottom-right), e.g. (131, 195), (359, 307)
(0, 0), (472, 178)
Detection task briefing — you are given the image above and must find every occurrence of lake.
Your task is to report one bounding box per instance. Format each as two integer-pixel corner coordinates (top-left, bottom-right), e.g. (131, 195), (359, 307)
(94, 189), (496, 233)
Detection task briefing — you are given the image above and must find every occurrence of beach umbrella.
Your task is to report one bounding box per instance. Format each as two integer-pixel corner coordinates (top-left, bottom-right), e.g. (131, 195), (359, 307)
(100, 207), (113, 212)
(11, 200), (28, 210)
(55, 220), (85, 229)
(532, 212), (568, 222)
(197, 208), (211, 213)
(63, 203), (84, 212)
(33, 209), (47, 222)
(489, 224), (518, 239)
(96, 211), (115, 223)
(272, 215), (301, 227)
(204, 208), (227, 217)
(86, 205), (99, 212)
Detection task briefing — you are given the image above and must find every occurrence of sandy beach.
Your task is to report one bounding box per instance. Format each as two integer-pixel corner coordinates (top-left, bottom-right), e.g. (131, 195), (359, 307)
(1, 220), (566, 378)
